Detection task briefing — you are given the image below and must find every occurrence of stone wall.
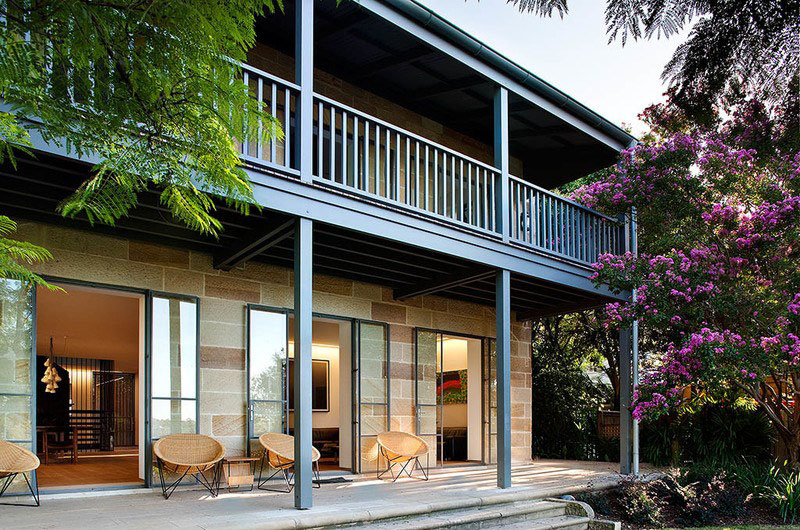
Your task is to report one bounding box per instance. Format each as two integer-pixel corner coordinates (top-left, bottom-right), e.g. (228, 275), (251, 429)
(16, 220), (532, 463)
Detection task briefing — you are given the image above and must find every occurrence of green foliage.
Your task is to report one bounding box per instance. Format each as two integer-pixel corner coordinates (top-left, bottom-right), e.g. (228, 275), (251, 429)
(641, 401), (775, 467)
(0, 0), (281, 235)
(620, 481), (663, 526)
(0, 216), (57, 288)
(530, 315), (615, 460)
(509, 0), (799, 121)
(765, 465), (800, 524)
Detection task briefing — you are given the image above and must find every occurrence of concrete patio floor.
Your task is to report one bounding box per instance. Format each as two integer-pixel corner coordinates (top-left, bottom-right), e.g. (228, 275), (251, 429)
(0, 460), (644, 529)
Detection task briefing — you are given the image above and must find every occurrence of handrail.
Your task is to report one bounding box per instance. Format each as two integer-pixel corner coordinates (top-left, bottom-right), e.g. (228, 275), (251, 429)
(508, 174), (625, 263)
(507, 174), (619, 224)
(313, 92), (498, 175)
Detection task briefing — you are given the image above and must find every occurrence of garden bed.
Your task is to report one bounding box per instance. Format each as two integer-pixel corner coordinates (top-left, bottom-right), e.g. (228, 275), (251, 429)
(576, 470), (790, 529)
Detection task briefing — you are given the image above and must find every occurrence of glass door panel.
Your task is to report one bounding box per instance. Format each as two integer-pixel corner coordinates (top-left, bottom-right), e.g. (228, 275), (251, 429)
(483, 339), (497, 464)
(247, 307), (288, 455)
(0, 279), (34, 493)
(149, 295), (198, 482)
(356, 321), (388, 473)
(414, 329), (441, 466)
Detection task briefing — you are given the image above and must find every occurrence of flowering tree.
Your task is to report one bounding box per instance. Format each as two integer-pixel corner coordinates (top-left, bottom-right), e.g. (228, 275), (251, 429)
(573, 100), (800, 463)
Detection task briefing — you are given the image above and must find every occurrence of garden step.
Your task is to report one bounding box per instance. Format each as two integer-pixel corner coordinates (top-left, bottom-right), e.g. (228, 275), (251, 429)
(352, 499), (588, 529)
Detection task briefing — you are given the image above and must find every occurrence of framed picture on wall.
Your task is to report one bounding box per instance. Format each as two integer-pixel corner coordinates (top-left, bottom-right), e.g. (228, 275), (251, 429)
(288, 359), (330, 412)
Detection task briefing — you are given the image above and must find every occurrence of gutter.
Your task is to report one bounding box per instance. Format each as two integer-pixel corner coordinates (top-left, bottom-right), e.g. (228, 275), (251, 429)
(379, 0), (638, 149)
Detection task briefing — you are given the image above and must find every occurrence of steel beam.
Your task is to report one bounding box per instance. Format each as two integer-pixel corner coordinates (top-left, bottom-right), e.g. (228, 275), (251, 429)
(619, 327), (632, 475)
(496, 269), (512, 488)
(293, 217), (313, 509)
(213, 219), (294, 271)
(393, 268), (494, 301)
(494, 87), (509, 243)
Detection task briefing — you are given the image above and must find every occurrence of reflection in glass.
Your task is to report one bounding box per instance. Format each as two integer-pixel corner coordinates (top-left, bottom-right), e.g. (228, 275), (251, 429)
(151, 399), (197, 439)
(152, 297), (197, 399)
(252, 400), (284, 435)
(248, 310), (286, 401)
(0, 279), (32, 396)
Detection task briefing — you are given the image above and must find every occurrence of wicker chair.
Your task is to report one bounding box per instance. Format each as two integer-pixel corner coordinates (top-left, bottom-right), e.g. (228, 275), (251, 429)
(257, 433), (321, 492)
(376, 431), (430, 482)
(153, 434), (225, 499)
(0, 440), (40, 506)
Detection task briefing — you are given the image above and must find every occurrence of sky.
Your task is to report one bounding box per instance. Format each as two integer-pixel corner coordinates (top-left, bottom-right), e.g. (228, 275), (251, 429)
(416, 0), (690, 136)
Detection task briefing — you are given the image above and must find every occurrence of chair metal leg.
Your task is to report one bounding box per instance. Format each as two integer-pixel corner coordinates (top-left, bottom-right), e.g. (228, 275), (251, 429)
(0, 472), (40, 507)
(312, 460), (321, 488)
(157, 459), (190, 500)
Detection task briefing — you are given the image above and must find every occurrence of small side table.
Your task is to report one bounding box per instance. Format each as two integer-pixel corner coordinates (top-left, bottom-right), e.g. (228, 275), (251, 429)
(223, 456), (260, 492)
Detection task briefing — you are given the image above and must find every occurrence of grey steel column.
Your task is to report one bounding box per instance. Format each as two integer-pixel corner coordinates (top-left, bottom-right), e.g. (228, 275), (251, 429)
(619, 326), (632, 475)
(496, 269), (512, 488)
(295, 0), (313, 182)
(493, 86), (509, 242)
(294, 217), (313, 509)
(631, 207), (640, 475)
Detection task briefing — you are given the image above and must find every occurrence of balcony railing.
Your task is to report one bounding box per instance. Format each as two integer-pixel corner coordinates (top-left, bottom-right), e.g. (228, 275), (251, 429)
(508, 175), (625, 263)
(311, 94), (500, 236)
(239, 64), (300, 175)
(239, 64), (626, 264)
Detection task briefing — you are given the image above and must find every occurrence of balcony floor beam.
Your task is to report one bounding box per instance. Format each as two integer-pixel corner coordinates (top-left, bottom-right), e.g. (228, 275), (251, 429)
(393, 268), (494, 301)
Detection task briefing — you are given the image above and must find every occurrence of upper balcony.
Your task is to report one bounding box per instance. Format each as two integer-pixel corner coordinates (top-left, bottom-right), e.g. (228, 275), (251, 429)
(0, 0), (635, 319)
(236, 61), (627, 267)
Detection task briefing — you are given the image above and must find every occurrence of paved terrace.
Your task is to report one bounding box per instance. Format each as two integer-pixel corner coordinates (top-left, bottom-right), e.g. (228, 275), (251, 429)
(0, 460), (645, 529)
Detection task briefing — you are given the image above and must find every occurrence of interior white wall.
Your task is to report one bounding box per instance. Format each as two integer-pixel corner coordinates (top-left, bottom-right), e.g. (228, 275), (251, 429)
(338, 323), (352, 470)
(467, 338), (482, 462)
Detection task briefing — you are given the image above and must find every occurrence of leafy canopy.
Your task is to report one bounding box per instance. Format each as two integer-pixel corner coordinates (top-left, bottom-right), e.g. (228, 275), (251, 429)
(507, 0), (799, 121)
(0, 0), (280, 235)
(573, 98), (800, 459)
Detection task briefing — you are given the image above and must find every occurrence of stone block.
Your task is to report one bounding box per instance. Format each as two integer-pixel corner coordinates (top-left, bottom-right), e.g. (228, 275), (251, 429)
(129, 241), (190, 268)
(352, 282), (382, 301)
(313, 293), (371, 319)
(371, 302), (406, 324)
(32, 249), (163, 290)
(314, 275), (353, 296)
(205, 275), (260, 302)
(406, 307), (432, 327)
(200, 297), (246, 325)
(212, 414), (246, 437)
(164, 268), (204, 296)
(45, 226), (128, 259)
(200, 346), (245, 370)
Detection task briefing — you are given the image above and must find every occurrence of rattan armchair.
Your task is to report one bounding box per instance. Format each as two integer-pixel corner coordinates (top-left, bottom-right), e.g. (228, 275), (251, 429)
(153, 434), (225, 499)
(376, 431), (430, 482)
(0, 440), (40, 506)
(257, 433), (321, 492)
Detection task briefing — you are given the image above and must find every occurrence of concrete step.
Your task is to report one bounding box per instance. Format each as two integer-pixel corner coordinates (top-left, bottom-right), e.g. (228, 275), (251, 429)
(358, 499), (588, 529)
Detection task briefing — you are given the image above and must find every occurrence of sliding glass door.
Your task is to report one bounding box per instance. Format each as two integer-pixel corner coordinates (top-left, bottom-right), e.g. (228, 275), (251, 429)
(246, 306), (289, 454)
(0, 280), (35, 492)
(355, 320), (389, 473)
(414, 329), (442, 466)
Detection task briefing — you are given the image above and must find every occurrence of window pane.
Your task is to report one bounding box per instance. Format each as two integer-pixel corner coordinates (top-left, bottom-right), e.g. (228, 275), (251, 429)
(0, 279), (32, 395)
(417, 405), (438, 436)
(359, 403), (387, 436)
(416, 330), (437, 407)
(151, 399), (196, 438)
(252, 401), (283, 437)
(152, 297), (197, 399)
(249, 309), (286, 401)
(359, 322), (387, 403)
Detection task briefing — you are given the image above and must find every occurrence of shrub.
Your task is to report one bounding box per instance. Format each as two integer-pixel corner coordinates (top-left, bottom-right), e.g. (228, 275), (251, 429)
(620, 481), (663, 526)
(765, 465), (800, 523)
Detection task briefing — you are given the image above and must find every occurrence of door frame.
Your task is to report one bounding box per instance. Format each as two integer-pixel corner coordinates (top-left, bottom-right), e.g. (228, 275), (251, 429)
(245, 305), (371, 473)
(413, 327), (488, 466)
(146, 291), (201, 488)
(353, 318), (391, 474)
(35, 276), (153, 490)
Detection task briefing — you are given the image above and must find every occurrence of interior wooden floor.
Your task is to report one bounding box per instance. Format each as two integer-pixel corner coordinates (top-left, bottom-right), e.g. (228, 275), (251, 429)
(38, 448), (142, 489)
